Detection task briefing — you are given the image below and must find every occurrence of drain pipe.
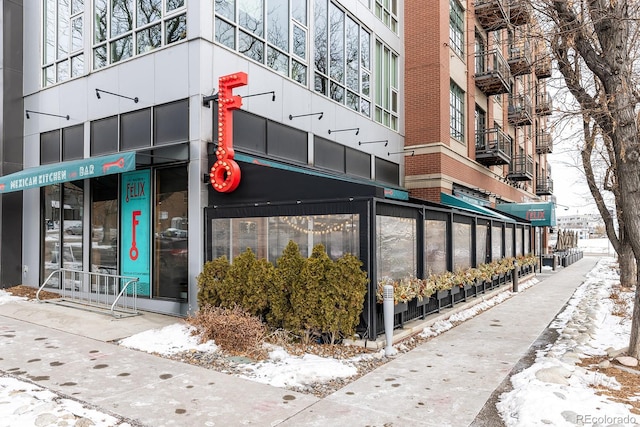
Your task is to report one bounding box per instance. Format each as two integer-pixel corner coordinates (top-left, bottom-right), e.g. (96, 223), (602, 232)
(383, 285), (397, 357)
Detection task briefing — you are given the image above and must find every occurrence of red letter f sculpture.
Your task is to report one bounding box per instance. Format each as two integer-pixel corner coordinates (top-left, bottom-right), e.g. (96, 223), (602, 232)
(210, 72), (248, 193)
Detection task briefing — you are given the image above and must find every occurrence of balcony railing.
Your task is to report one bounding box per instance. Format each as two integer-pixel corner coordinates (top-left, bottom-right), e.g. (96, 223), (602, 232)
(536, 177), (554, 196)
(535, 55), (552, 79)
(535, 130), (553, 154)
(474, 0), (509, 31)
(508, 95), (533, 126)
(508, 40), (532, 76)
(509, 0), (532, 26)
(507, 154), (534, 181)
(536, 92), (553, 116)
(475, 49), (511, 96)
(475, 128), (512, 166)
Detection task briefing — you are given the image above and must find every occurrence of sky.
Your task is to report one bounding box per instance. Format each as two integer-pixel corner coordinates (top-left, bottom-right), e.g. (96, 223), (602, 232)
(0, 238), (636, 426)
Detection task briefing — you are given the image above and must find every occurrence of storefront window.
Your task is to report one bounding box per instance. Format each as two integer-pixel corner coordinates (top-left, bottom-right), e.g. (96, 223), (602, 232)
(505, 225), (514, 257)
(91, 175), (119, 275)
(516, 226), (523, 256)
(377, 215), (416, 280)
(476, 222), (488, 266)
(154, 166), (188, 299)
(425, 219), (447, 274)
(211, 213), (360, 263)
(492, 224), (503, 261)
(42, 182), (84, 285)
(453, 221), (472, 271)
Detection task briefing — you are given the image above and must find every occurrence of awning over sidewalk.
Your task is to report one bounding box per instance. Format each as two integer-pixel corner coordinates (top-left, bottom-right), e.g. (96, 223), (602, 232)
(440, 193), (515, 222)
(0, 152), (136, 194)
(495, 202), (556, 227)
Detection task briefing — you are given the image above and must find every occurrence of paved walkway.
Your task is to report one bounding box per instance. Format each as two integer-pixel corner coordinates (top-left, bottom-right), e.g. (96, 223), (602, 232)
(0, 256), (599, 426)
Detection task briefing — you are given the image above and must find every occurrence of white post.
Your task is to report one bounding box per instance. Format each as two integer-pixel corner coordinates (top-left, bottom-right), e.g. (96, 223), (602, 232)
(383, 285), (397, 357)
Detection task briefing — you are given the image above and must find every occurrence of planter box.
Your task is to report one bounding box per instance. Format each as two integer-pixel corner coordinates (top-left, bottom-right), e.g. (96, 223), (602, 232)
(393, 301), (408, 315)
(463, 282), (475, 300)
(436, 289), (453, 311)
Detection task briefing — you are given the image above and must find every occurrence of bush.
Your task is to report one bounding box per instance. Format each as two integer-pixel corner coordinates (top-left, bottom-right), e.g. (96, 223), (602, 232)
(196, 241), (369, 346)
(219, 248), (256, 309)
(196, 256), (230, 308)
(268, 241), (305, 329)
(187, 305), (267, 359)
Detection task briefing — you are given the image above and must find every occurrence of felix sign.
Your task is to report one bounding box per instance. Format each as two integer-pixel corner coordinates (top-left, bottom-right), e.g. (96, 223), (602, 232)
(210, 72), (248, 193)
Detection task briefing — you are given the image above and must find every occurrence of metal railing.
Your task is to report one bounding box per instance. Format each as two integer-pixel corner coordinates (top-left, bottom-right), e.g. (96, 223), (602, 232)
(37, 268), (140, 318)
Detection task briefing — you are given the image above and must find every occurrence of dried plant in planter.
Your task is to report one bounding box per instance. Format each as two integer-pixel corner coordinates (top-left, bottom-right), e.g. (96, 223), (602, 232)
(187, 305), (268, 360)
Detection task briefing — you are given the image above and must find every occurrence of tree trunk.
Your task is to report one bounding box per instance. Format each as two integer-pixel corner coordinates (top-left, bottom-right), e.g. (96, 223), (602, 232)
(630, 267), (640, 358)
(619, 243), (637, 289)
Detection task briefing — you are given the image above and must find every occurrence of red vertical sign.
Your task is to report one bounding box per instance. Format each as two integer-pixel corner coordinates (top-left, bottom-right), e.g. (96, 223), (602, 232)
(210, 72), (248, 193)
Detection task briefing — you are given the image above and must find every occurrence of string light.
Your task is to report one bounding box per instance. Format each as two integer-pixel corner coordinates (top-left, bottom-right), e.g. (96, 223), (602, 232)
(280, 215), (357, 235)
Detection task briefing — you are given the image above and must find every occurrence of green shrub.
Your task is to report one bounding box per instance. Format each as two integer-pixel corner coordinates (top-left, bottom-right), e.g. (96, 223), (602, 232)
(268, 241), (304, 329)
(196, 256), (230, 307)
(323, 253), (368, 344)
(243, 257), (274, 318)
(291, 244), (333, 343)
(219, 248), (256, 309)
(196, 241), (368, 346)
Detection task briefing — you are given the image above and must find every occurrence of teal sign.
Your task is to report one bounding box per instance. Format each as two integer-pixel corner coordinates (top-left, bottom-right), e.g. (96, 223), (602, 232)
(495, 202), (556, 227)
(120, 170), (151, 296)
(0, 152), (136, 193)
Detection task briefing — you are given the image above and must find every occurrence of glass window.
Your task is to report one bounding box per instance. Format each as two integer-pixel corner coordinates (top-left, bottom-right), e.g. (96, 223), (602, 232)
(267, 120), (307, 163)
(41, 130), (61, 165)
(425, 219), (447, 274)
(154, 99), (189, 145)
(63, 124), (84, 161)
(43, 182), (84, 285)
(374, 40), (399, 130)
(314, 137), (345, 173)
(345, 146), (371, 179)
(449, 0), (464, 57)
(154, 166), (188, 299)
(375, 157), (399, 185)
(450, 81), (465, 142)
(211, 214), (359, 262)
(91, 116), (119, 156)
(505, 225), (514, 257)
(492, 224), (503, 261)
(476, 221), (489, 266)
(377, 215), (417, 280)
(93, 0), (187, 69)
(375, 0), (398, 33)
(43, 0), (85, 86)
(234, 108), (267, 153)
(453, 221), (472, 271)
(121, 108), (152, 150)
(91, 175), (119, 276)
(516, 226), (523, 256)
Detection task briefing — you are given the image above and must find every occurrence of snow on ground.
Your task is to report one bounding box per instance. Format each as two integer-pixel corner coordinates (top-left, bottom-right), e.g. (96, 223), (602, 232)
(0, 240), (637, 426)
(497, 257), (638, 427)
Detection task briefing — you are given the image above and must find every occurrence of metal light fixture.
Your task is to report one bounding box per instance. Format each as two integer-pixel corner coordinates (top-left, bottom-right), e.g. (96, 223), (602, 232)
(328, 127), (359, 135)
(359, 139), (388, 146)
(289, 112), (324, 120)
(388, 150), (415, 156)
(25, 110), (69, 120)
(95, 88), (139, 103)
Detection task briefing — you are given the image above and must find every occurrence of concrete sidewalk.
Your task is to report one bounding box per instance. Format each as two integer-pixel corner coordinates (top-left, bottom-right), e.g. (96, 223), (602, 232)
(0, 256), (599, 426)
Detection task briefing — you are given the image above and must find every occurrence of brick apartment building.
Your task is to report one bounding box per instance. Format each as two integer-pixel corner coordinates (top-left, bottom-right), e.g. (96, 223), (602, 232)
(404, 0), (554, 217)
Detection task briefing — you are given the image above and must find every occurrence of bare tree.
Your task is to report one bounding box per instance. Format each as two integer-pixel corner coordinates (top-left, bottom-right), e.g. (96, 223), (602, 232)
(537, 0), (640, 357)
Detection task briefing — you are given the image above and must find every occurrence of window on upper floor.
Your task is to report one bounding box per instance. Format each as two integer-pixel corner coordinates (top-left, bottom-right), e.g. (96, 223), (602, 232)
(375, 0), (398, 34)
(314, 1), (372, 117)
(449, 0), (464, 58)
(43, 0), (85, 87)
(93, 0), (187, 70)
(374, 39), (398, 131)
(215, 0), (309, 85)
(450, 81), (465, 142)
